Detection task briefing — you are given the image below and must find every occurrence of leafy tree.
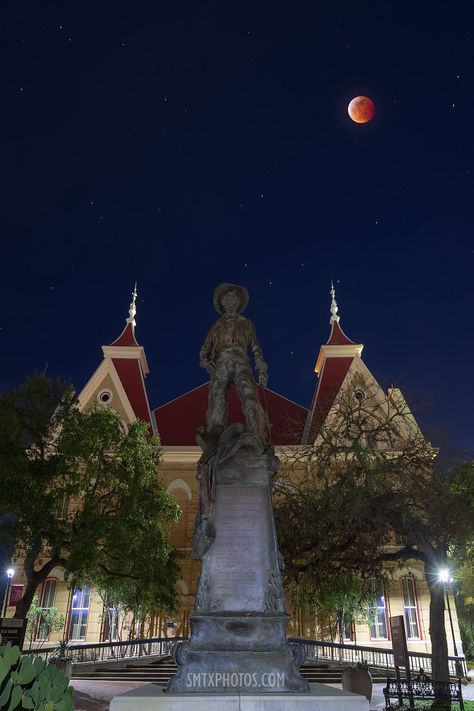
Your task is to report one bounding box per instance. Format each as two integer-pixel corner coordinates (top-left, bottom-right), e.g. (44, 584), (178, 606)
(286, 571), (375, 650)
(274, 372), (474, 686)
(317, 573), (375, 649)
(0, 374), (181, 625)
(25, 594), (65, 649)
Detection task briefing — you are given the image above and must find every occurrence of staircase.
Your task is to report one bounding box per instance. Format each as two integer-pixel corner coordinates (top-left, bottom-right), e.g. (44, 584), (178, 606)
(72, 655), (388, 685)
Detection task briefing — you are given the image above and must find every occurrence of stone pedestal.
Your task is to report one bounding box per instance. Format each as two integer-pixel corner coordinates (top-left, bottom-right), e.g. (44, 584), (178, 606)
(168, 429), (308, 694)
(109, 683), (370, 710)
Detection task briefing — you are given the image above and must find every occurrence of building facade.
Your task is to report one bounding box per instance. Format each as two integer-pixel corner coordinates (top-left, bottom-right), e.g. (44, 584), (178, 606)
(5, 287), (463, 657)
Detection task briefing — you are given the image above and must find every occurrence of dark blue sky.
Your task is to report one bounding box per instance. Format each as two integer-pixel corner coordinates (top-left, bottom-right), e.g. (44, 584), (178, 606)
(1, 1), (473, 454)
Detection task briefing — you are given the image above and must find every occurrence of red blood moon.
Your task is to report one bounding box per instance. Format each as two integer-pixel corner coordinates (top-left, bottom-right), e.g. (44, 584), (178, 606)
(348, 96), (375, 124)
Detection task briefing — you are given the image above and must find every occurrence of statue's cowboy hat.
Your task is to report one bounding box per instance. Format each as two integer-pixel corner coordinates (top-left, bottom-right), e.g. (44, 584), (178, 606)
(213, 283), (249, 315)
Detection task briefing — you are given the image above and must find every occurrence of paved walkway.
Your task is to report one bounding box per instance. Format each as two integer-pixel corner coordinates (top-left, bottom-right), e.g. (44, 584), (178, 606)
(72, 679), (474, 710)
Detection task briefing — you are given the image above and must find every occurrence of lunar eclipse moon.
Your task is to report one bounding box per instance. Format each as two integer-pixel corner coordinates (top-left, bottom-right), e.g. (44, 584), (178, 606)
(348, 96), (376, 123)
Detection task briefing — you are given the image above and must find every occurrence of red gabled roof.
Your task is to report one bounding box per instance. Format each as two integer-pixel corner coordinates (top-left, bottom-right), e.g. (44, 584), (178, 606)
(305, 356), (354, 442)
(112, 358), (153, 426)
(303, 307), (362, 443)
(110, 322), (140, 347)
(154, 383), (308, 446)
(326, 320), (355, 346)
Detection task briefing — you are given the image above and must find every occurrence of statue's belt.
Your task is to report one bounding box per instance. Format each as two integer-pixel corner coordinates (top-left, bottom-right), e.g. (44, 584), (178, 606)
(215, 347), (249, 359)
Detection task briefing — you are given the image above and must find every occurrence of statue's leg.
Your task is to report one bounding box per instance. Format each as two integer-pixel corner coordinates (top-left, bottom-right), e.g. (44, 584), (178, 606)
(206, 361), (230, 435)
(234, 361), (269, 447)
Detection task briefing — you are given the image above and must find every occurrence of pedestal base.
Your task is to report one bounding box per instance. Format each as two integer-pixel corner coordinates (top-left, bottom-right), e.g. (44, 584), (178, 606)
(110, 683), (370, 710)
(168, 612), (307, 693)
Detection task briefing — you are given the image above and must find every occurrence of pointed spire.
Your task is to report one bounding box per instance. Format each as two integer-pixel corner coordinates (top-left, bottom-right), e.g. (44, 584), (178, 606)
(329, 280), (340, 324)
(109, 284), (140, 347)
(126, 283), (138, 327)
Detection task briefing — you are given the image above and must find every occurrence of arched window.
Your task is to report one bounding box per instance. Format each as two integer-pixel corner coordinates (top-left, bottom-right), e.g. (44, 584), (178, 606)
(369, 580), (388, 640)
(69, 586), (91, 641)
(401, 576), (421, 639)
(36, 579), (57, 641)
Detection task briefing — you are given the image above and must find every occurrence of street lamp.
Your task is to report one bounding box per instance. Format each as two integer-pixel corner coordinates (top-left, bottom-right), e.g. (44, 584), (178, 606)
(438, 568), (463, 676)
(1, 568), (15, 618)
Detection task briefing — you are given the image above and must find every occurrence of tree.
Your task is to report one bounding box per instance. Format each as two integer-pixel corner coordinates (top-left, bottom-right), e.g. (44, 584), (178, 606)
(286, 571), (375, 651)
(274, 371), (474, 686)
(0, 374), (181, 624)
(25, 594), (65, 649)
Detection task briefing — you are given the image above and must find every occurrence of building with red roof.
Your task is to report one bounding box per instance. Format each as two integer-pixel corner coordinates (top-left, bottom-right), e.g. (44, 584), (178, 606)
(8, 284), (460, 656)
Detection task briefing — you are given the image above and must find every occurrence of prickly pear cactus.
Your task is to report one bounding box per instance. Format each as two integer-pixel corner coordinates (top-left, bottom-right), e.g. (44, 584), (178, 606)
(0, 640), (74, 711)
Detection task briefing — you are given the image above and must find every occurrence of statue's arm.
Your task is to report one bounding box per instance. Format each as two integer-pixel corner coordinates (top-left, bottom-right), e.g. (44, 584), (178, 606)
(199, 325), (216, 375)
(249, 321), (268, 387)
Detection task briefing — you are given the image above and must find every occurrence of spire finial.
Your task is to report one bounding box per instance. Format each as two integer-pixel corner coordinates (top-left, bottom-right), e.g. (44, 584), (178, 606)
(329, 280), (340, 324)
(126, 283), (138, 327)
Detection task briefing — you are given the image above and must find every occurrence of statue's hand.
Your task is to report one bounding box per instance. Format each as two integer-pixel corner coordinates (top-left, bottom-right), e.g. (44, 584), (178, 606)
(200, 359), (216, 376)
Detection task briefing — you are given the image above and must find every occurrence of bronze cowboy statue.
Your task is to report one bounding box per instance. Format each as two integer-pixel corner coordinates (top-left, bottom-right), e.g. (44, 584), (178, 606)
(198, 283), (270, 452)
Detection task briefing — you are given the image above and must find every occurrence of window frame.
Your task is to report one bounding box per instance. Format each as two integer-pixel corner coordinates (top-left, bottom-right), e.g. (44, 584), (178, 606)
(369, 580), (390, 641)
(68, 586), (91, 641)
(401, 575), (422, 640)
(102, 604), (120, 642)
(35, 578), (58, 642)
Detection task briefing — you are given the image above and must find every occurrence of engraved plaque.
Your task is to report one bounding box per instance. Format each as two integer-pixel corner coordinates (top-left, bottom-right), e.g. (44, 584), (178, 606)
(207, 484), (272, 610)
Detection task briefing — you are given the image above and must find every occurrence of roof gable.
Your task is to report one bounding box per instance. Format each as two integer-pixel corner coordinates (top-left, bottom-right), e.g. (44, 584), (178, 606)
(154, 383), (308, 446)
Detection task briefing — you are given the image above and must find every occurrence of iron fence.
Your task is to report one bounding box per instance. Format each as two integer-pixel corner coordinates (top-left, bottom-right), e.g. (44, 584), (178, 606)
(28, 636), (187, 665)
(289, 637), (468, 678)
(28, 634), (467, 679)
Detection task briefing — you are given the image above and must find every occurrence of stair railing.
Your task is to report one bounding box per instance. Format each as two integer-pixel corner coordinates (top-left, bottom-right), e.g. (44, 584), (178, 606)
(288, 637), (468, 678)
(29, 635), (467, 679)
(27, 636), (187, 665)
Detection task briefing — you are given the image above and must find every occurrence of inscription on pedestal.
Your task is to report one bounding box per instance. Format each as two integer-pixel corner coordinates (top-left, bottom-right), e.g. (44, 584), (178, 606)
(208, 485), (271, 610)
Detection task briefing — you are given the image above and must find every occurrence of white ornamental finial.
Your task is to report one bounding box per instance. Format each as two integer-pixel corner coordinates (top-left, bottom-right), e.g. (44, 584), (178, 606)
(126, 283), (138, 327)
(329, 280), (340, 324)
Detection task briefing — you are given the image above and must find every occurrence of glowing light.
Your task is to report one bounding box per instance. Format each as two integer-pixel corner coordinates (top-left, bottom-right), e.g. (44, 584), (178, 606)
(6, 568), (14, 579)
(438, 568), (453, 584)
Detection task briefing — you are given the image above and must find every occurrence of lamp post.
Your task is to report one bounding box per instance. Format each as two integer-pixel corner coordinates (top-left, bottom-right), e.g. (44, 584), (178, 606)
(439, 568), (463, 676)
(1, 568), (15, 618)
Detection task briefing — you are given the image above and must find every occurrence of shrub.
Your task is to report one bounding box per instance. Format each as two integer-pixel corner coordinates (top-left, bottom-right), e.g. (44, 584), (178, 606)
(0, 640), (74, 710)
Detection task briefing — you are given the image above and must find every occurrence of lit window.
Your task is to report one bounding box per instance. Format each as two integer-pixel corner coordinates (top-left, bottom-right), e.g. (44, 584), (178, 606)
(401, 577), (421, 639)
(69, 586), (91, 640)
(36, 579), (57, 641)
(370, 581), (388, 639)
(103, 605), (120, 641)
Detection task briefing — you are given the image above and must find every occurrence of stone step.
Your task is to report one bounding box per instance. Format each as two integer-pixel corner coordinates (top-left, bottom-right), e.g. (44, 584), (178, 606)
(72, 664), (387, 685)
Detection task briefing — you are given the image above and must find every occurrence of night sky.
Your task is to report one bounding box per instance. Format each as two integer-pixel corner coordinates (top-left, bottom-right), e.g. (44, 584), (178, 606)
(1, 2), (473, 454)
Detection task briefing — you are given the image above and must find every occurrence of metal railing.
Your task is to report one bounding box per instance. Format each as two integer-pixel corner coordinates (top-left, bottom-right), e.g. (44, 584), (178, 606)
(289, 638), (468, 678)
(29, 635), (467, 679)
(28, 636), (187, 665)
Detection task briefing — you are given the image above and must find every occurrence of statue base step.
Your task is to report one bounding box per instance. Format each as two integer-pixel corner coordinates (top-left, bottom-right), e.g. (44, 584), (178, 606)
(168, 612), (307, 693)
(110, 682), (370, 710)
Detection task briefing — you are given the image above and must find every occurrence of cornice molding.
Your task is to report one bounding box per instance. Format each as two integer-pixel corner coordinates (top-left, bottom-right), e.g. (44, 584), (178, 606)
(161, 447), (201, 463)
(102, 345), (149, 375)
(315, 343), (364, 374)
